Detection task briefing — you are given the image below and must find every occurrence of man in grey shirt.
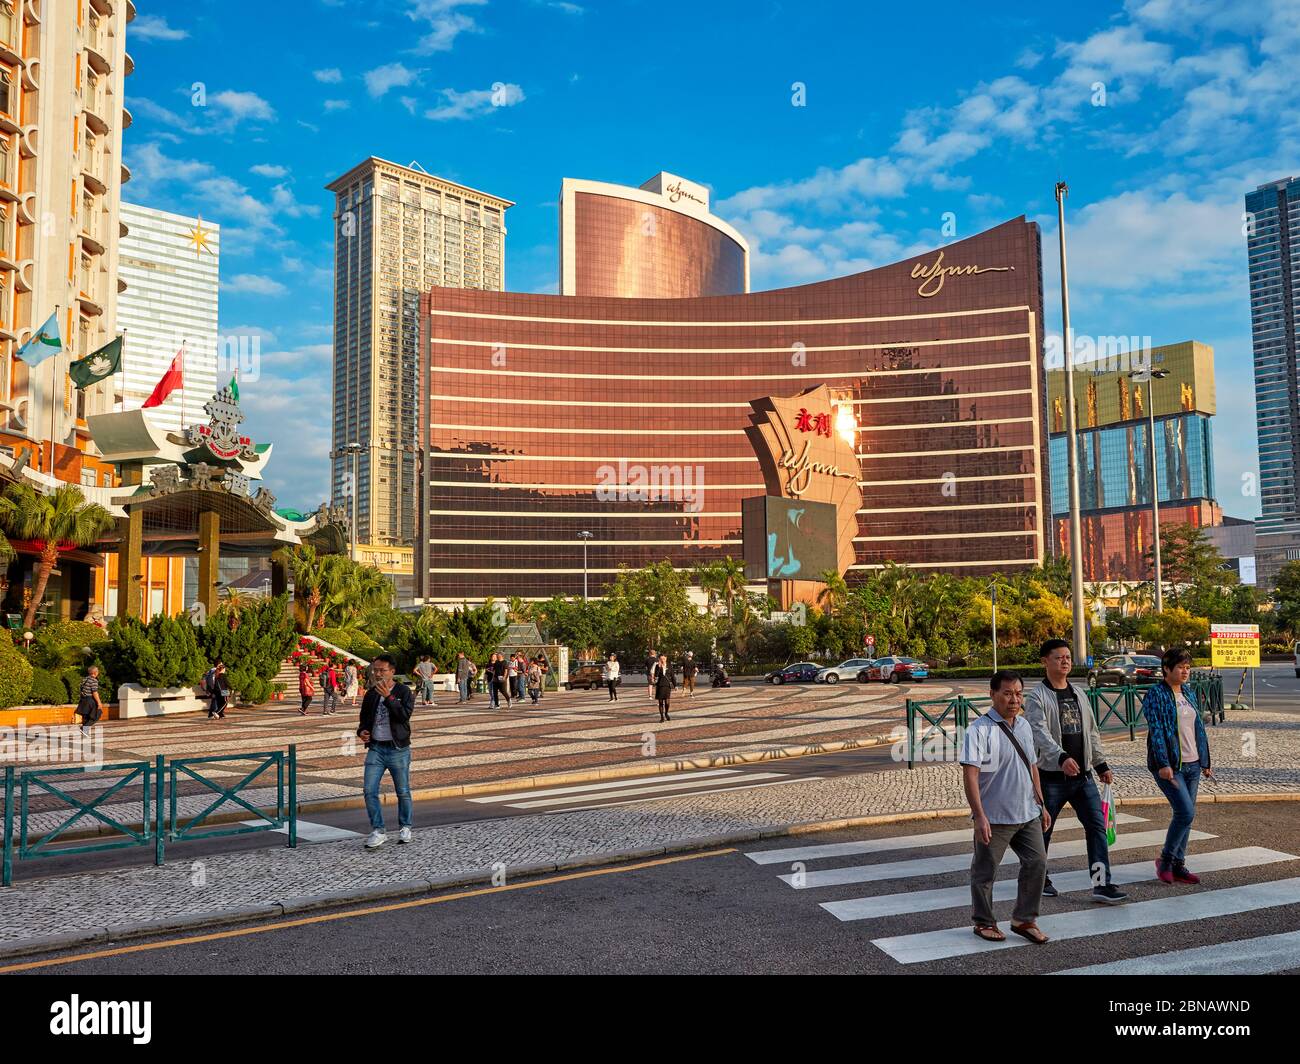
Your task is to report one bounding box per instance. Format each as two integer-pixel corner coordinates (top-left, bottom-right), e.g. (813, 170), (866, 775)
(960, 670), (1052, 945)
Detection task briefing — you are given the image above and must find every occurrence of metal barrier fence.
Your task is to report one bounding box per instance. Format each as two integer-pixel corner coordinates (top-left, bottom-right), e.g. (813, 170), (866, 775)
(2, 746), (297, 886)
(905, 675), (1225, 769)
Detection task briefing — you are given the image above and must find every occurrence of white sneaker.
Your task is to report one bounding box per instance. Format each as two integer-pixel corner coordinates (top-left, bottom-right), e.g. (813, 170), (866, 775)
(398, 826), (412, 844)
(364, 830), (387, 849)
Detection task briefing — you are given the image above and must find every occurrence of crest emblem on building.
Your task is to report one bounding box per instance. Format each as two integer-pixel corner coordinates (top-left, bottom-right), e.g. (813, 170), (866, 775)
(185, 384), (256, 461)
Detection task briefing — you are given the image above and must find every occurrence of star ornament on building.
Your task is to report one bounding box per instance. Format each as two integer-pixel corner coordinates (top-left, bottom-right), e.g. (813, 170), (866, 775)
(186, 217), (215, 257)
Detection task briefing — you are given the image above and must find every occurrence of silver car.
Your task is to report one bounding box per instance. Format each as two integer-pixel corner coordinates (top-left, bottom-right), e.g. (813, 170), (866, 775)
(815, 658), (876, 684)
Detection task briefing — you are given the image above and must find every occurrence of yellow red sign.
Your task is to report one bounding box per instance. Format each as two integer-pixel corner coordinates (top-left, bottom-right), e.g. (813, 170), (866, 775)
(1210, 624), (1260, 668)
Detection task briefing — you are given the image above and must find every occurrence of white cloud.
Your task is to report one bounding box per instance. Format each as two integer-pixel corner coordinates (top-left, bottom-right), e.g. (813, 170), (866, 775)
(224, 274), (289, 296)
(270, 183), (322, 219)
(313, 68), (344, 84)
(250, 164), (289, 178)
(240, 344), (333, 505)
(405, 0), (487, 54)
(212, 90), (276, 124)
(130, 15), (189, 41)
(323, 99), (351, 112)
(424, 82), (525, 121)
(365, 62), (420, 98)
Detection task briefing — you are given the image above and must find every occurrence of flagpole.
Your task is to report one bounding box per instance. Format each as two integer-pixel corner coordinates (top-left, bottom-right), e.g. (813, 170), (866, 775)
(48, 304), (60, 475)
(179, 339), (186, 433)
(118, 329), (127, 414)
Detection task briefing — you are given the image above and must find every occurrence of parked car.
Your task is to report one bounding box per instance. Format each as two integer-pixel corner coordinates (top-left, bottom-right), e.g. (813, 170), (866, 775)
(1087, 654), (1162, 688)
(856, 659), (884, 682)
(765, 662), (822, 684)
(861, 656), (928, 684)
(567, 661), (617, 690)
(816, 657), (876, 684)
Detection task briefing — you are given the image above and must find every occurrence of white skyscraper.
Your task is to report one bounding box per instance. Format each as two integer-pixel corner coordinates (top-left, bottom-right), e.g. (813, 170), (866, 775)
(116, 203), (220, 432)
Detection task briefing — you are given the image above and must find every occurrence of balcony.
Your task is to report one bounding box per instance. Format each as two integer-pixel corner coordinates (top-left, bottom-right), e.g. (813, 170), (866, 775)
(81, 148), (106, 193)
(122, 50), (133, 77)
(77, 287), (103, 316)
(120, 161), (130, 184)
(85, 20), (112, 75)
(80, 215), (105, 255)
(121, 104), (131, 129)
(83, 94), (110, 136)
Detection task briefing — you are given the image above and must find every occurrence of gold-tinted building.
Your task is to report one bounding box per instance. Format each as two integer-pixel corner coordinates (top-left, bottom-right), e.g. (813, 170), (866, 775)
(327, 158), (512, 585)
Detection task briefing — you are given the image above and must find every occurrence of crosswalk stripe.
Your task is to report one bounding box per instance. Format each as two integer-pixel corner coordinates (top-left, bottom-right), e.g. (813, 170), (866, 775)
(747, 814), (1147, 865)
(1052, 929), (1300, 976)
(467, 769), (741, 804)
(237, 819), (362, 843)
(563, 776), (827, 811)
(778, 829), (1215, 889)
(821, 847), (1297, 921)
(872, 875), (1300, 964)
(508, 772), (788, 809)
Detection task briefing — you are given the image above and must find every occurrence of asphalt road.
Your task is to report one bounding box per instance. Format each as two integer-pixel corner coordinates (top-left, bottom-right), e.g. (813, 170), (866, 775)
(12, 800), (1296, 976)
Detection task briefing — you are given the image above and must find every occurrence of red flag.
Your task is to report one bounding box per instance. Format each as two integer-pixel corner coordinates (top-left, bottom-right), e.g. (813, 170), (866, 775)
(142, 346), (184, 409)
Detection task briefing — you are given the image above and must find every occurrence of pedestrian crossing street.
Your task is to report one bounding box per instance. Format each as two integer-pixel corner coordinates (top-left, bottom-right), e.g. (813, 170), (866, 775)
(466, 767), (822, 812)
(743, 814), (1300, 973)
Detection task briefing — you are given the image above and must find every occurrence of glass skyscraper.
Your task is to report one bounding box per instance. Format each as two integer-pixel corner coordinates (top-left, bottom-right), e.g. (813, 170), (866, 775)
(1245, 176), (1300, 588)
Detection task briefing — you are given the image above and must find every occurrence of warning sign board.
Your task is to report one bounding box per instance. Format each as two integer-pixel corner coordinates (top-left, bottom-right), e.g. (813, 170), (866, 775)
(1210, 624), (1260, 668)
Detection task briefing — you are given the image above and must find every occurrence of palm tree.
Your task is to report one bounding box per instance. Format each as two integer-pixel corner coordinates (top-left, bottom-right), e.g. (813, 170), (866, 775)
(713, 556), (747, 619)
(287, 544), (327, 631)
(0, 483), (113, 628)
(817, 570), (849, 618)
(319, 555), (391, 628)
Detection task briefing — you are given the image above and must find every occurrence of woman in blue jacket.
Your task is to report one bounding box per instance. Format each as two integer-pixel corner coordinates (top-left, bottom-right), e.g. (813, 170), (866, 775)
(1141, 647), (1216, 884)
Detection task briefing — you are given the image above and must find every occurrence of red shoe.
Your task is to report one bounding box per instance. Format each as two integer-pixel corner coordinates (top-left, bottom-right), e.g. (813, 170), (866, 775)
(1171, 862), (1200, 884)
(1155, 857), (1174, 884)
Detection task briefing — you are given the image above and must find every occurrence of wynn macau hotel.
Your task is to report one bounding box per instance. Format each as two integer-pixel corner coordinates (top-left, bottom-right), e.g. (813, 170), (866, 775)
(415, 172), (1050, 603)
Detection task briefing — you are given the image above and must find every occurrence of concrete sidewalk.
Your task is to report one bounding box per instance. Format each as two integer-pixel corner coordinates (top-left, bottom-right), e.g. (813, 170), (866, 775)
(1, 708), (1295, 960)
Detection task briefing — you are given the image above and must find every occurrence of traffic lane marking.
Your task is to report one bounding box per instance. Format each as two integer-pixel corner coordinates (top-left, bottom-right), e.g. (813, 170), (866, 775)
(0, 848), (737, 974)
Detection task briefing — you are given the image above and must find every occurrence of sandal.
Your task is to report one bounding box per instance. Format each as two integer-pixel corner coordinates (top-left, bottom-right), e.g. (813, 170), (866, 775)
(1009, 921), (1049, 945)
(973, 925), (1005, 942)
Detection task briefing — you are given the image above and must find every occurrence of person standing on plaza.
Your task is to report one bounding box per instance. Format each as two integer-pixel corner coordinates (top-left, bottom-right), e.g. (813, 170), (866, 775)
(77, 665), (104, 735)
(204, 660), (229, 720)
(492, 652), (511, 709)
(414, 655), (438, 708)
(1023, 638), (1127, 904)
(298, 664), (315, 716)
(961, 670), (1052, 945)
(652, 653), (676, 723)
(356, 654), (415, 849)
(1143, 647), (1215, 884)
(645, 648), (658, 698)
(486, 653), (500, 708)
(682, 651), (698, 699)
(455, 651), (472, 703)
(537, 656), (548, 700)
(506, 654), (520, 704)
(527, 658), (543, 705)
(602, 653), (620, 702)
(320, 660), (341, 716)
(344, 661), (359, 706)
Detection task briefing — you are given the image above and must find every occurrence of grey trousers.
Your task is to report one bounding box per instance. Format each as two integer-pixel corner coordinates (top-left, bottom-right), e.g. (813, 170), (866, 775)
(970, 817), (1047, 926)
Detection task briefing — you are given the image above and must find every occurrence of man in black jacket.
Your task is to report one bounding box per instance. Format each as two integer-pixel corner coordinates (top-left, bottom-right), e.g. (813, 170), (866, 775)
(356, 654), (415, 849)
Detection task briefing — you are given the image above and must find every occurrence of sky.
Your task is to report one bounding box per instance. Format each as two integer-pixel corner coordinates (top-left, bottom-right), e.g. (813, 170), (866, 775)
(121, 0), (1300, 519)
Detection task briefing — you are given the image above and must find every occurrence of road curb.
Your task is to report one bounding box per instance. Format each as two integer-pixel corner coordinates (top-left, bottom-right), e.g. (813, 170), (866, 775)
(5, 792), (1300, 962)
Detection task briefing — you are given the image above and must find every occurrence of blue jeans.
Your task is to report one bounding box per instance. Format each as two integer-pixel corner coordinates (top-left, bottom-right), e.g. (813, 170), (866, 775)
(1153, 762), (1202, 863)
(1041, 772), (1111, 885)
(457, 677), (469, 701)
(363, 744), (413, 832)
(421, 678), (436, 704)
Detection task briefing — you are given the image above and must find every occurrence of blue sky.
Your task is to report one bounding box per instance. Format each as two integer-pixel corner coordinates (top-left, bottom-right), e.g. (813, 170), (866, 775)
(122, 0), (1299, 518)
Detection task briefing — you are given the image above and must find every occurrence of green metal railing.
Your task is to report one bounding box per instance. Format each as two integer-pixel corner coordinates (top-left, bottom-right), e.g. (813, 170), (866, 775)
(3, 746), (297, 886)
(904, 675), (1225, 769)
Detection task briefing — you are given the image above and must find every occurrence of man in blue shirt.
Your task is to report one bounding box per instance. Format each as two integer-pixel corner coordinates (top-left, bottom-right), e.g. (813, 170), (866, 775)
(960, 670), (1052, 945)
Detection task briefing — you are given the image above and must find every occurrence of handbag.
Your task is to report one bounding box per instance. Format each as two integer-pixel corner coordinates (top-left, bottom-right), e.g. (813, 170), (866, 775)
(1100, 782), (1118, 845)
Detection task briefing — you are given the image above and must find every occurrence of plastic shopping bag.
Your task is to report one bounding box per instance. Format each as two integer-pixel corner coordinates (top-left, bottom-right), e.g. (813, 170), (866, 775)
(1101, 782), (1118, 846)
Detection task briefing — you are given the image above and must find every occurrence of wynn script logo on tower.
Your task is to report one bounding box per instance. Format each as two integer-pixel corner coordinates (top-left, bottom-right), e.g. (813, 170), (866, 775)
(910, 250), (1014, 297)
(744, 384), (862, 606)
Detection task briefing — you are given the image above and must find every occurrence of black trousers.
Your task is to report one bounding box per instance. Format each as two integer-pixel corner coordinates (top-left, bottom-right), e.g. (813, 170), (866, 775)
(607, 680), (618, 700)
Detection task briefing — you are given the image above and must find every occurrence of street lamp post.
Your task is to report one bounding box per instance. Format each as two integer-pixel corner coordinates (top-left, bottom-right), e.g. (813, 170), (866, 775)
(577, 531), (593, 602)
(1056, 181), (1088, 664)
(346, 442), (363, 563)
(988, 580), (1000, 673)
(1129, 368), (1169, 613)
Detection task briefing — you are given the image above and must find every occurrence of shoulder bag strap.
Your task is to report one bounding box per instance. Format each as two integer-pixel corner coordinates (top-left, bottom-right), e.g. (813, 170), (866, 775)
(992, 717), (1035, 780)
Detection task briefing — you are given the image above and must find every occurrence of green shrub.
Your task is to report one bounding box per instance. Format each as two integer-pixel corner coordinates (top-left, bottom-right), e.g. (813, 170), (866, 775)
(43, 620), (110, 649)
(101, 614), (207, 689)
(26, 667), (68, 705)
(0, 636), (33, 708)
(199, 596), (296, 705)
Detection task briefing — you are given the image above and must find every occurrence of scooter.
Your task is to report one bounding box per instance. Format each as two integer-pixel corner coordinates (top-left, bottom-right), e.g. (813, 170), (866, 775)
(711, 668), (731, 688)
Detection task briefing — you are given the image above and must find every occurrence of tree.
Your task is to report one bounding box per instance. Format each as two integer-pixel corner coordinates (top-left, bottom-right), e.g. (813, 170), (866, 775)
(1273, 561), (1300, 635)
(1139, 607), (1209, 651)
(604, 561), (700, 656)
(317, 554), (392, 629)
(287, 544), (327, 632)
(1147, 523), (1234, 610)
(0, 483), (113, 629)
(199, 595), (297, 703)
(816, 570), (849, 619)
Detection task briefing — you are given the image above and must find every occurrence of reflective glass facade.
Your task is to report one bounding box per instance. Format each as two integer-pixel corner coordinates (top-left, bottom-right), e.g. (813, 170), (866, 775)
(418, 218), (1048, 602)
(571, 193), (746, 298)
(1245, 177), (1300, 586)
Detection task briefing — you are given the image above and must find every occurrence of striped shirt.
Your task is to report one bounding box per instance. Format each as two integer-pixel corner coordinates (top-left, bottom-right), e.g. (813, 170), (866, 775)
(79, 675), (99, 699)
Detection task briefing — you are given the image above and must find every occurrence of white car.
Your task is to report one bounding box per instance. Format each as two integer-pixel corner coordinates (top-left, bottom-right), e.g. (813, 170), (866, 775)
(815, 658), (876, 684)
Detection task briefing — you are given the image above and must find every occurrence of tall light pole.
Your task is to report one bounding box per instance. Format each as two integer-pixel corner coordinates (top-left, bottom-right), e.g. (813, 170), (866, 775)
(578, 531), (593, 602)
(988, 579), (1000, 673)
(1056, 182), (1088, 664)
(346, 442), (363, 562)
(1129, 367), (1169, 613)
